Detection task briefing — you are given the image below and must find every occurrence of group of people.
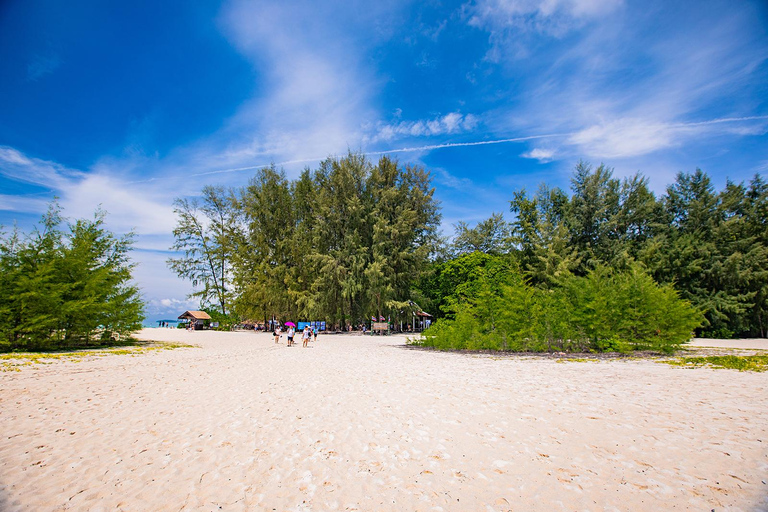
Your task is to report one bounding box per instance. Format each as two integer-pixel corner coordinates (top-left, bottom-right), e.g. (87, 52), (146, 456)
(273, 325), (318, 347)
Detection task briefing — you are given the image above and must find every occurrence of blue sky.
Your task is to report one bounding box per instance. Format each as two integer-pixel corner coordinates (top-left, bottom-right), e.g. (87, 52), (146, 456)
(1, 0), (767, 321)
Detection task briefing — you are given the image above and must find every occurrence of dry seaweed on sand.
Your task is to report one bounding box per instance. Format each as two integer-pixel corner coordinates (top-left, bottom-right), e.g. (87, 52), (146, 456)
(0, 340), (196, 372)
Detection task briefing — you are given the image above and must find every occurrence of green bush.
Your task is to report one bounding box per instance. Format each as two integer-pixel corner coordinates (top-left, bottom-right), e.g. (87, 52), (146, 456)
(418, 261), (702, 353)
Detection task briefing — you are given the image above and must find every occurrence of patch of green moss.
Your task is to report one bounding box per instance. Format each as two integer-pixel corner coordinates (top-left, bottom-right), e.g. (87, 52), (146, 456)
(0, 341), (196, 372)
(663, 354), (768, 372)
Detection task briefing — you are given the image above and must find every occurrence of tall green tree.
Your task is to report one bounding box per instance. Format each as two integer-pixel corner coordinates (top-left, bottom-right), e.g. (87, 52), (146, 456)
(168, 185), (236, 315)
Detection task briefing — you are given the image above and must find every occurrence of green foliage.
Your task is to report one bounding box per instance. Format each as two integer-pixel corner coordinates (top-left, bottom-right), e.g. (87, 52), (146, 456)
(0, 203), (145, 351)
(664, 354), (768, 372)
(417, 262), (701, 353)
(173, 153), (441, 330)
(451, 213), (513, 256)
(168, 185), (237, 315)
(414, 252), (517, 321)
(202, 307), (239, 331)
(0, 341), (195, 372)
(505, 163), (767, 338)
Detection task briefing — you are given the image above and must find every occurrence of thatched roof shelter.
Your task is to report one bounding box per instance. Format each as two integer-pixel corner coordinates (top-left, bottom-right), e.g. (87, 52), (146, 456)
(178, 310), (212, 321)
(178, 310), (212, 331)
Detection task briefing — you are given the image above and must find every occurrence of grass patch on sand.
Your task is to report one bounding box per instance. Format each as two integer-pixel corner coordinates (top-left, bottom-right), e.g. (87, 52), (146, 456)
(0, 341), (196, 372)
(663, 354), (768, 372)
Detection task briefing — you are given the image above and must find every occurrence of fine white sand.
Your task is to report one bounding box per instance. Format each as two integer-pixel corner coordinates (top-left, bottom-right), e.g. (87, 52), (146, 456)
(690, 337), (768, 350)
(1, 330), (767, 511)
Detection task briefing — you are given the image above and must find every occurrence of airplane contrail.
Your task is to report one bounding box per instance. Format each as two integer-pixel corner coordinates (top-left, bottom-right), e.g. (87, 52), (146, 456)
(124, 115), (768, 184)
(672, 115), (768, 127)
(365, 133), (571, 155)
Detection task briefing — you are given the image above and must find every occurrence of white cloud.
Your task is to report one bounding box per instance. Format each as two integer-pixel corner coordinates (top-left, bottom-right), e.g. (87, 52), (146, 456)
(567, 118), (675, 158)
(368, 112), (480, 143)
(467, 0), (623, 41)
(146, 297), (198, 316)
(0, 146), (84, 189)
(521, 147), (556, 162)
(59, 173), (177, 236)
(0, 194), (50, 214)
(432, 168), (475, 190)
(206, 0), (395, 175)
(0, 146), (178, 236)
(472, 0), (768, 168)
(566, 116), (768, 160)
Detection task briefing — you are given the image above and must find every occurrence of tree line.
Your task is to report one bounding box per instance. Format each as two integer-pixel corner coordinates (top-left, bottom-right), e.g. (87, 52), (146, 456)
(417, 162), (768, 339)
(168, 153), (441, 330)
(170, 154), (766, 342)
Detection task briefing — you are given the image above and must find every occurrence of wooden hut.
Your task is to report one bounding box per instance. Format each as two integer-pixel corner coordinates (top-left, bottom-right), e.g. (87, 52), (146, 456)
(178, 310), (211, 330)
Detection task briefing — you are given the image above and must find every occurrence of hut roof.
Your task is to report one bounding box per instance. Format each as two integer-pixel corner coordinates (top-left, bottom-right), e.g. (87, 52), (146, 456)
(178, 310), (212, 321)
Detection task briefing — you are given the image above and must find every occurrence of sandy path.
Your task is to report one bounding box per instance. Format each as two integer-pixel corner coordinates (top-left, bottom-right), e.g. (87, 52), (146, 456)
(1, 330), (767, 511)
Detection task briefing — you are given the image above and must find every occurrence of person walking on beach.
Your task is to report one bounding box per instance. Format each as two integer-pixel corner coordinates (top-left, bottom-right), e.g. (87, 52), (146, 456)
(286, 326), (295, 346)
(312, 326), (318, 343)
(302, 326), (311, 347)
(273, 325), (280, 344)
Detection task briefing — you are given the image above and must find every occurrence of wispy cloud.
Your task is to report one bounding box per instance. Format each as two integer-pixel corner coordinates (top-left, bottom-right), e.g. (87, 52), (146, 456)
(0, 194), (50, 214)
(208, 0), (395, 172)
(367, 112), (480, 143)
(469, 0), (768, 166)
(0, 146), (176, 235)
(568, 116), (768, 159)
(27, 53), (62, 81)
(0, 146), (84, 189)
(467, 0), (623, 59)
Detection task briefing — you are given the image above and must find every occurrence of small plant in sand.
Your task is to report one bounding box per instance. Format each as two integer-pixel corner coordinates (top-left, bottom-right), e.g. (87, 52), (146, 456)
(663, 354), (768, 372)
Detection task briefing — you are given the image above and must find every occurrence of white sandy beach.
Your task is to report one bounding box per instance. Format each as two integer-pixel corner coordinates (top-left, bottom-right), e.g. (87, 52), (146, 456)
(1, 330), (767, 511)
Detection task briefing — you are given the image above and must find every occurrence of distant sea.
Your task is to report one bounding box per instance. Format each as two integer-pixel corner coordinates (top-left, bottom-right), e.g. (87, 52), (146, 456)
(143, 316), (181, 328)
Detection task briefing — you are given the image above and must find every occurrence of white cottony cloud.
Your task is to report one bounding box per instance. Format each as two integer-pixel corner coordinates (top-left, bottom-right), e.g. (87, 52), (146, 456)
(521, 147), (556, 162)
(370, 112), (480, 143)
(145, 297), (199, 317)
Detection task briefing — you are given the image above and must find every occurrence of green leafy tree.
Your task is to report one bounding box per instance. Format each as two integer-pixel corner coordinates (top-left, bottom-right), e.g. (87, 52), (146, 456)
(452, 213), (513, 256)
(0, 203), (144, 351)
(234, 166), (295, 324)
(168, 185), (236, 315)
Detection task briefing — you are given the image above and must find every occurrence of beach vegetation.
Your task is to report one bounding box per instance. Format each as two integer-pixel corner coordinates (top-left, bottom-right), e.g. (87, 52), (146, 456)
(168, 157), (766, 340)
(416, 261), (702, 353)
(168, 185), (237, 316)
(417, 164), (768, 340)
(663, 354), (768, 372)
(170, 153), (441, 330)
(0, 341), (195, 371)
(0, 203), (144, 352)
